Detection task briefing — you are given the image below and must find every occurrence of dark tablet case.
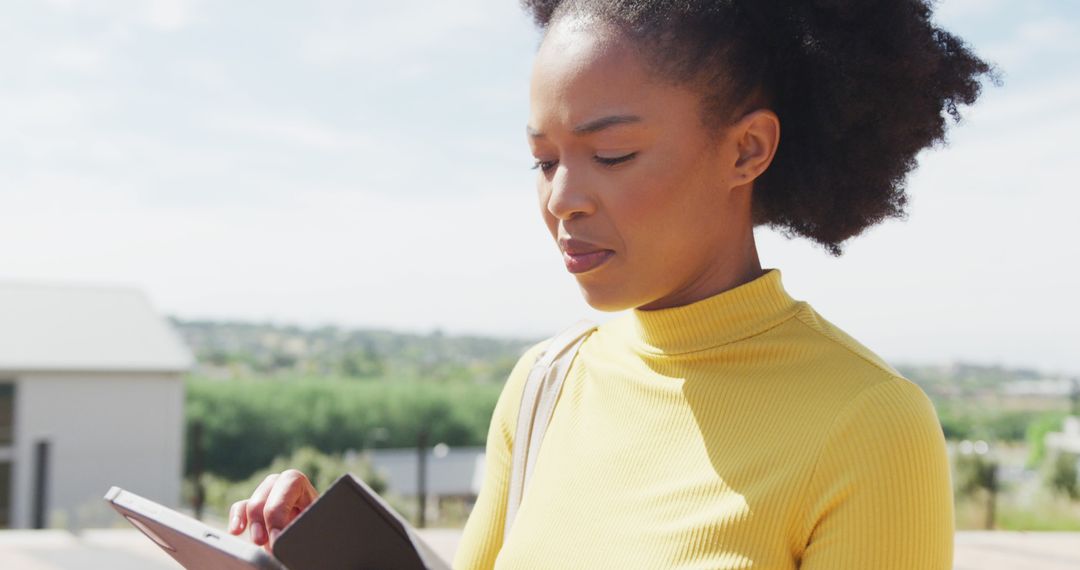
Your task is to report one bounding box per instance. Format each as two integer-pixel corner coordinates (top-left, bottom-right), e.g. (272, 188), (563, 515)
(272, 474), (438, 570)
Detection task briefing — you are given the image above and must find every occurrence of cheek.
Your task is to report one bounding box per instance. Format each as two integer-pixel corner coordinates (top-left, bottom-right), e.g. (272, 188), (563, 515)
(615, 169), (691, 239)
(613, 161), (721, 262)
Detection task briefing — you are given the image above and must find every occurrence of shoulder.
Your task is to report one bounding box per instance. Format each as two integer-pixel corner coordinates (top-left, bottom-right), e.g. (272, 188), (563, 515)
(510, 339), (549, 392)
(784, 304), (944, 460)
(490, 339), (550, 445)
(796, 361), (954, 566)
(492, 320), (599, 442)
(768, 302), (935, 407)
(762, 302), (941, 440)
(789, 302), (904, 380)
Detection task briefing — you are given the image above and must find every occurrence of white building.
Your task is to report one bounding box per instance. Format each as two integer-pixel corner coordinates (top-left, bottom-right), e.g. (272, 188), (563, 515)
(368, 446), (485, 522)
(369, 446), (485, 499)
(1002, 379), (1076, 398)
(1046, 416), (1080, 455)
(0, 281), (192, 530)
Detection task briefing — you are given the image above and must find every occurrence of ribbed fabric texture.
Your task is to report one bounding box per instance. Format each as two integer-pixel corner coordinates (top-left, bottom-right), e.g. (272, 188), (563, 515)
(453, 268), (954, 569)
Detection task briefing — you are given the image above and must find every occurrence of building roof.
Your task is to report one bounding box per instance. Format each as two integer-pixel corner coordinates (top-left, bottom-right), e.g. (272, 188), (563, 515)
(0, 280), (193, 373)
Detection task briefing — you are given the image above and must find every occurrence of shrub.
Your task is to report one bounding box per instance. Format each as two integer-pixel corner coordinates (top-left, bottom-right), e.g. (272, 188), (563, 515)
(1044, 451), (1080, 501)
(185, 376), (502, 480)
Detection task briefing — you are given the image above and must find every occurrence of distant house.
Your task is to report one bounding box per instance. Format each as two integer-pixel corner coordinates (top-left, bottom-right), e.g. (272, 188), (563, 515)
(0, 281), (192, 530)
(1046, 416), (1080, 455)
(1002, 379), (1076, 398)
(369, 446), (485, 520)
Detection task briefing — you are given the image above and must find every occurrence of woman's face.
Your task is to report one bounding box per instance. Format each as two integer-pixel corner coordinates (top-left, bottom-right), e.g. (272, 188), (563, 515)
(528, 16), (770, 312)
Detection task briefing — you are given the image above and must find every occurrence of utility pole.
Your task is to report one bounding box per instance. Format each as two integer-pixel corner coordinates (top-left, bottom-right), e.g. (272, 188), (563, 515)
(1070, 378), (1079, 416)
(191, 421), (205, 520)
(417, 427), (428, 528)
(33, 439), (50, 529)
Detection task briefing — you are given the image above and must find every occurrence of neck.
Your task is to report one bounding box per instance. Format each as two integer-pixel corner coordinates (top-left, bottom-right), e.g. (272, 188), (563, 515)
(623, 266), (797, 356)
(637, 229), (763, 312)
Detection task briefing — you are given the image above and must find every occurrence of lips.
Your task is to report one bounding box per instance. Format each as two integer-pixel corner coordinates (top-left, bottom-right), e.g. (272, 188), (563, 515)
(559, 237), (614, 274)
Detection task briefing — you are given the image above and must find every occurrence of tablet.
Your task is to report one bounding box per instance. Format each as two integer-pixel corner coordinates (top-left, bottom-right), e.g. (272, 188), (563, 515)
(105, 474), (451, 570)
(104, 486), (285, 570)
(271, 473), (451, 570)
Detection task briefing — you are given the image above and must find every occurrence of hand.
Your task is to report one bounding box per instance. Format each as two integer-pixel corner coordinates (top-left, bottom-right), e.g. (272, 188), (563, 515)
(227, 469), (318, 552)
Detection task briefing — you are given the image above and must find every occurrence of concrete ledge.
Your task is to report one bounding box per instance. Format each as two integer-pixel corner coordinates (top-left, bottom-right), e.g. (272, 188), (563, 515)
(1, 529), (1077, 569)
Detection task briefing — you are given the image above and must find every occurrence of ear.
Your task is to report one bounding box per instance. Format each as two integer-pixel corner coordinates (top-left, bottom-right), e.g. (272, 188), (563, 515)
(731, 108), (780, 185)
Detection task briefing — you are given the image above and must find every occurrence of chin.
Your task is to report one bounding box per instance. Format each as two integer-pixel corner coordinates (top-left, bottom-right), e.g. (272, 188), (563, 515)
(575, 281), (641, 312)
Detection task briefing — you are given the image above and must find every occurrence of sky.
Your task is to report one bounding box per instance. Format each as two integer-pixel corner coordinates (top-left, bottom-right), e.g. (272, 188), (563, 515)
(1, 0), (1078, 375)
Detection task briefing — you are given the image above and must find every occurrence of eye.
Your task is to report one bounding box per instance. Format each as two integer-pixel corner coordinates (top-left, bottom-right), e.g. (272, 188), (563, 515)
(594, 152), (637, 167)
(531, 159), (558, 173)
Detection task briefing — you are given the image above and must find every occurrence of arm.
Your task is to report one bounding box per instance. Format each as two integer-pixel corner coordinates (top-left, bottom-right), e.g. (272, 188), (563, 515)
(797, 379), (955, 569)
(453, 341), (547, 570)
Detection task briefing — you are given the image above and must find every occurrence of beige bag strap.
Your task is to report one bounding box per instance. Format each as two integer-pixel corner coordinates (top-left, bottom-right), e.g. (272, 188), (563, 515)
(504, 318), (598, 540)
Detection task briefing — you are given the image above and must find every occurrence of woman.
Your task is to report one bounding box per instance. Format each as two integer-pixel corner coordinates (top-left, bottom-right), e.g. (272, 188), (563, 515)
(229, 1), (996, 568)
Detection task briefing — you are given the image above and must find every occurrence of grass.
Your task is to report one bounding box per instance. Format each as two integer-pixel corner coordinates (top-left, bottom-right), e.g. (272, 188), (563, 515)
(956, 488), (1080, 531)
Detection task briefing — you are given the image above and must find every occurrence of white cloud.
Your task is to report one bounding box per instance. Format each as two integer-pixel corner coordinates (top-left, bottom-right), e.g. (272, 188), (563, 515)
(146, 0), (193, 31)
(935, 0), (1008, 21)
(49, 44), (110, 73)
(211, 114), (377, 152)
(39, 0), (83, 12)
(299, 0), (524, 67)
(983, 17), (1080, 69)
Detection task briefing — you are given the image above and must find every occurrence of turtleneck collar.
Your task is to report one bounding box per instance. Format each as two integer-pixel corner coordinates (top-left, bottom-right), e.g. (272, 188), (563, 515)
(609, 268), (801, 356)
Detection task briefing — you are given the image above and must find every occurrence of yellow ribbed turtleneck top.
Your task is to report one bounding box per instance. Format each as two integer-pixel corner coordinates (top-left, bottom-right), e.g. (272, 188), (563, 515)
(453, 268), (954, 569)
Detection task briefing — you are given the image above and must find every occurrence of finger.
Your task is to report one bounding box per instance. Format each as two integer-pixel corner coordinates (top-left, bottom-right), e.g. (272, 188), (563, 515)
(263, 470), (317, 539)
(228, 500), (248, 534)
(267, 506), (309, 550)
(244, 473), (280, 546)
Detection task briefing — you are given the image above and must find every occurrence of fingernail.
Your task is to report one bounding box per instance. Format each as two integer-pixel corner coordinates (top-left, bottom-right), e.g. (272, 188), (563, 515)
(251, 521), (265, 544)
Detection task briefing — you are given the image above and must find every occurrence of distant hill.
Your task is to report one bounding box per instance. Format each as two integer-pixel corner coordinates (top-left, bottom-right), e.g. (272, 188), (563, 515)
(897, 362), (1077, 405)
(170, 318), (1078, 402)
(169, 317), (537, 384)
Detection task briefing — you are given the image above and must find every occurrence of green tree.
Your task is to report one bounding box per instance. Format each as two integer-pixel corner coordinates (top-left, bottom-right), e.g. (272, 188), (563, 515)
(1026, 412), (1069, 468)
(1045, 451), (1080, 501)
(953, 450), (1000, 529)
(185, 376), (501, 480)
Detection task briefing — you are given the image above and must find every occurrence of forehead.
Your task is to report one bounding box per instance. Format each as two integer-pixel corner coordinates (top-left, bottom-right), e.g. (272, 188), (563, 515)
(529, 17), (669, 127)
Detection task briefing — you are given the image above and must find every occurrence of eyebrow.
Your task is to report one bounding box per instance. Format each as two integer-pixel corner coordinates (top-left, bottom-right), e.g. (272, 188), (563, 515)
(527, 114), (643, 138)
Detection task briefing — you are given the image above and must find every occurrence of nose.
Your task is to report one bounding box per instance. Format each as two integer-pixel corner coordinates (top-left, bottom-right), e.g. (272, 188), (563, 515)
(542, 162), (596, 221)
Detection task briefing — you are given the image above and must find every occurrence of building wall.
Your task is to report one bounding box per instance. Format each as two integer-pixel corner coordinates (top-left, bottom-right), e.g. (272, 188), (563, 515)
(368, 447), (484, 497)
(10, 371), (184, 529)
